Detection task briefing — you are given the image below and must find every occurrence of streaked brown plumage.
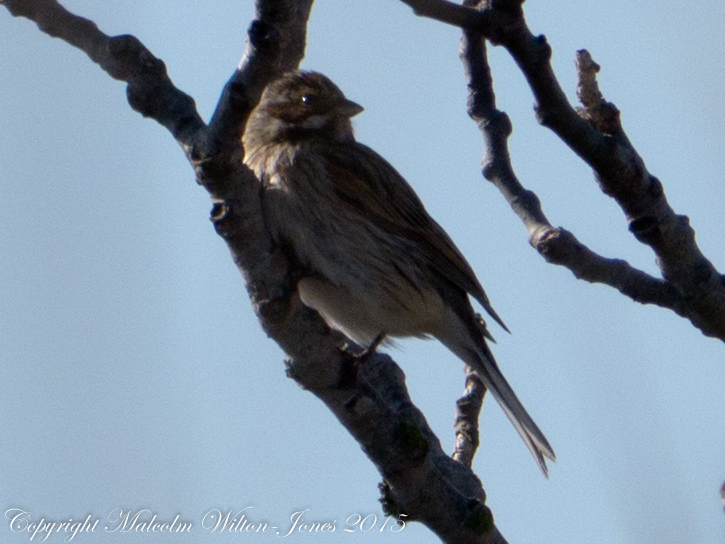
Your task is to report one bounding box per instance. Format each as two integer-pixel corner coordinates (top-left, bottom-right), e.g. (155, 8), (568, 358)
(244, 71), (555, 475)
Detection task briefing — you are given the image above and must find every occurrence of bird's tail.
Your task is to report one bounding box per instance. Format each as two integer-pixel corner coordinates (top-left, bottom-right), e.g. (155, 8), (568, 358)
(452, 340), (556, 476)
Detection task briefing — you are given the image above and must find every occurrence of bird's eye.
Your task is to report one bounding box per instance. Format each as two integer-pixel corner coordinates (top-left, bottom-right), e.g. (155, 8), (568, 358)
(301, 94), (316, 106)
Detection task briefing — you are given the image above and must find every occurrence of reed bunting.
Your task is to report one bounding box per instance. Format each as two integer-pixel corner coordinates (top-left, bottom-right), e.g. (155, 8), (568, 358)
(243, 71), (555, 475)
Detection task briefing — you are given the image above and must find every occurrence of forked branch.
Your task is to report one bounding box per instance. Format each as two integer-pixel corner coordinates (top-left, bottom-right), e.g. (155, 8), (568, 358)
(400, 0), (725, 340)
(3, 0), (511, 541)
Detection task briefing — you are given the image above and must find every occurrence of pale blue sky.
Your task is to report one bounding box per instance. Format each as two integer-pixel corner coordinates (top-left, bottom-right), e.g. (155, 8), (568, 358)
(1, 1), (724, 543)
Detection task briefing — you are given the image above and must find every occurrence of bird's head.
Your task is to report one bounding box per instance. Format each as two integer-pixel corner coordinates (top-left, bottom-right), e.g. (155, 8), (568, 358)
(244, 71), (364, 149)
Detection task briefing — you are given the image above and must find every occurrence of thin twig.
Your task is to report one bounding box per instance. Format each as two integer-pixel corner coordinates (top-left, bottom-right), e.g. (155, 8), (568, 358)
(453, 368), (486, 468)
(459, 20), (689, 316)
(415, 0), (725, 339)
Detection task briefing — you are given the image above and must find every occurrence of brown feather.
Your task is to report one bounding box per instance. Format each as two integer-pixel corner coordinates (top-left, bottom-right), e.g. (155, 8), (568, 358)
(321, 143), (509, 332)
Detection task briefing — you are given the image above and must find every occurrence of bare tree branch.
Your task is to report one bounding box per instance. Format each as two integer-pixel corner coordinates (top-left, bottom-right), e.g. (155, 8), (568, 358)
(403, 0), (725, 340)
(2, 0), (205, 146)
(453, 368), (486, 468)
(499, 13), (725, 339)
(459, 23), (690, 319)
(3, 0), (516, 541)
(206, 0), (312, 152)
(5, 0), (723, 539)
(568, 50), (725, 336)
(398, 0), (486, 30)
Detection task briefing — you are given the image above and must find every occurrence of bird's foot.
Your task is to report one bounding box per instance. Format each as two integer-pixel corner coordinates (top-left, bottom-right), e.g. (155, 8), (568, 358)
(358, 332), (386, 363)
(337, 333), (386, 389)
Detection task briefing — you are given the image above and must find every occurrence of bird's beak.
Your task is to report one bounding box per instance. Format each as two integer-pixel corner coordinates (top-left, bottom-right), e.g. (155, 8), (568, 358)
(336, 99), (364, 118)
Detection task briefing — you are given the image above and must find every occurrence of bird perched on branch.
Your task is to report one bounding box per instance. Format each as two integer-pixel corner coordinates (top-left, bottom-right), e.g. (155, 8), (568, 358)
(243, 70), (555, 475)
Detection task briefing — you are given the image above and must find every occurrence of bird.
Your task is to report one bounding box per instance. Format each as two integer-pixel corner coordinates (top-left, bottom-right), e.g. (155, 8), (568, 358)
(243, 70), (555, 475)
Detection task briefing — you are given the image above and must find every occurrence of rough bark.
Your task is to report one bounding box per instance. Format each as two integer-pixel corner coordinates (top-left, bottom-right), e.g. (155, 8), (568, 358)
(6, 0), (723, 541)
(2, 0), (508, 542)
(402, 0), (725, 342)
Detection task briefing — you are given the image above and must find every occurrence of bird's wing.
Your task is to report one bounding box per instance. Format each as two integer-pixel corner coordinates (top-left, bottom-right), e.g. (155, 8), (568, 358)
(322, 142), (508, 332)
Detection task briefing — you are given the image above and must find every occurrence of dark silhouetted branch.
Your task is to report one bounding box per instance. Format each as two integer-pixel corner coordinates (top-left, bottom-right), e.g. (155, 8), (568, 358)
(459, 24), (690, 319)
(3, 1), (514, 541)
(453, 368), (486, 468)
(424, 0), (725, 340)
